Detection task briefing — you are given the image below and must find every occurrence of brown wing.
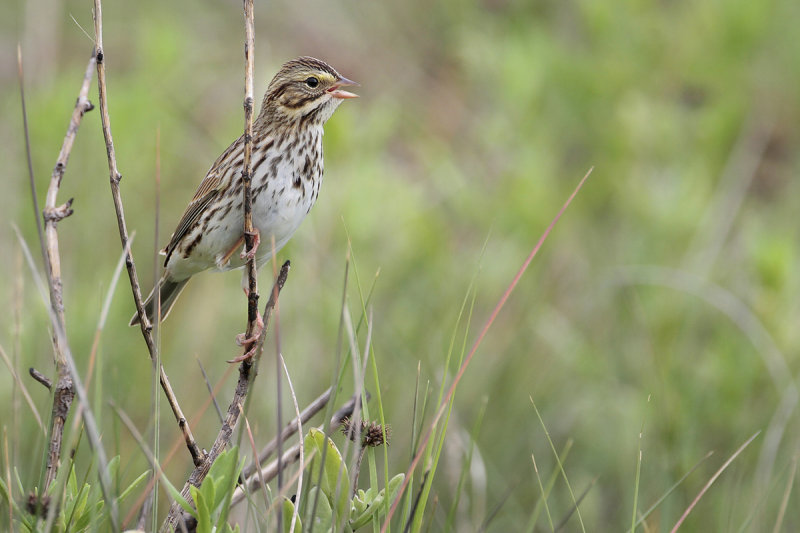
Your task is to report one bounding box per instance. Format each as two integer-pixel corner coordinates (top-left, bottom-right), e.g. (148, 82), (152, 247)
(163, 136), (244, 265)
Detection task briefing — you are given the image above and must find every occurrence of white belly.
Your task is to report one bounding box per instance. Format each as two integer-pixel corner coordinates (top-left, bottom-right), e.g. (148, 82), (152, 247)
(164, 131), (323, 280)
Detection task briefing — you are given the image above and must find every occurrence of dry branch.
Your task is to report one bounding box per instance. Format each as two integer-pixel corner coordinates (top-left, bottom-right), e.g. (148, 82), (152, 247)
(19, 43), (117, 528)
(39, 48), (95, 491)
(241, 0), (259, 345)
(232, 392), (363, 507)
(241, 387), (332, 480)
(161, 261), (290, 532)
(92, 0), (204, 467)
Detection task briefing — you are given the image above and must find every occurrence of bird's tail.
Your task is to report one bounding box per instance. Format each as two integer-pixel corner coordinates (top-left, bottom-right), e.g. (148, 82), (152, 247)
(129, 277), (189, 326)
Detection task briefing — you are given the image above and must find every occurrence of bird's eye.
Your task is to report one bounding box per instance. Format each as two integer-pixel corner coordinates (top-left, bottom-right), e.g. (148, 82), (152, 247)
(305, 76), (319, 88)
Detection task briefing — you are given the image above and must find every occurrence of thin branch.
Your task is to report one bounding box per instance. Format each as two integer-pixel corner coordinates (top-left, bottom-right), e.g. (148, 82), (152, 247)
(92, 0), (204, 467)
(19, 39), (114, 516)
(161, 261), (290, 532)
(29, 367), (53, 391)
(19, 43), (116, 525)
(38, 47), (96, 490)
(11, 223), (115, 524)
(241, 387), (333, 480)
(241, 0), (259, 344)
(231, 391), (363, 507)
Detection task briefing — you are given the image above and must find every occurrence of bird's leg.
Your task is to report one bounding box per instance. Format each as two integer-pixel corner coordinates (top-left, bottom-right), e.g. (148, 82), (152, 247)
(234, 310), (264, 346)
(219, 235), (245, 268)
(231, 285), (264, 362)
(240, 228), (261, 261)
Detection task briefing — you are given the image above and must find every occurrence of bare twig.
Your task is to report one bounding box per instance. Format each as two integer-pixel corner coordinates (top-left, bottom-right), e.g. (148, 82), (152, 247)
(241, 387), (333, 480)
(231, 391), (363, 507)
(241, 0), (259, 347)
(38, 48), (96, 490)
(92, 0), (203, 467)
(19, 43), (117, 527)
(29, 368), (53, 391)
(161, 261), (290, 532)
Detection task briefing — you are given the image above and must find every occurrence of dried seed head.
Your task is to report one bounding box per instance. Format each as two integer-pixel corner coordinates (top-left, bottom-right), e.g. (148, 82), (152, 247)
(25, 492), (50, 518)
(341, 417), (391, 448)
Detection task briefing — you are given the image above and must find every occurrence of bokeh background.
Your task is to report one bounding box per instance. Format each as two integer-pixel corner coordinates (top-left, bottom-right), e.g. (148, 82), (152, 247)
(2, 0), (800, 530)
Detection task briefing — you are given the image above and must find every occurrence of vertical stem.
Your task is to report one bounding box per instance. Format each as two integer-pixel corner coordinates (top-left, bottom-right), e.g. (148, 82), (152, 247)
(92, 0), (204, 468)
(37, 48), (95, 491)
(242, 0), (258, 333)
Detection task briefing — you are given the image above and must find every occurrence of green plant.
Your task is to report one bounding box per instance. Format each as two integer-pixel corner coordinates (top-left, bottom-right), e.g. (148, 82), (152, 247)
(185, 447), (244, 533)
(0, 457), (145, 533)
(287, 428), (402, 532)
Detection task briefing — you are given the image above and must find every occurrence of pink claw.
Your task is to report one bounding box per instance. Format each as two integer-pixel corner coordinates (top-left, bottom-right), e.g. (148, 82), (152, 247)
(229, 311), (265, 363)
(240, 228), (261, 262)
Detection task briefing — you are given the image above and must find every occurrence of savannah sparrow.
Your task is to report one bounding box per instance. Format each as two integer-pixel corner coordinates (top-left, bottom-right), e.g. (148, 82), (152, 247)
(130, 56), (357, 326)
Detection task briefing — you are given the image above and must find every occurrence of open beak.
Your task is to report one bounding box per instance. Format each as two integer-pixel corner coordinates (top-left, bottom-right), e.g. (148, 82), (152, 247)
(327, 76), (359, 99)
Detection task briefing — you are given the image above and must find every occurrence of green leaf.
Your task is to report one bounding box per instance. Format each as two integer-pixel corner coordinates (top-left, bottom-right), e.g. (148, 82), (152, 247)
(67, 465), (78, 497)
(207, 447), (239, 508)
(307, 486), (334, 533)
(159, 464), (196, 519)
(190, 484), (212, 533)
(282, 497), (303, 533)
(199, 476), (217, 524)
(304, 428), (349, 522)
(213, 447), (245, 530)
(386, 474), (405, 505)
(0, 478), (8, 508)
(349, 473), (405, 530)
(73, 500), (105, 530)
(351, 489), (368, 516)
(13, 468), (24, 496)
(71, 482), (91, 526)
(104, 456), (121, 484)
(119, 471), (149, 504)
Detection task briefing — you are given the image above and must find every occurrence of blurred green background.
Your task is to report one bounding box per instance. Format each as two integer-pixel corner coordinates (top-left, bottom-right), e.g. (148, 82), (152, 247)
(2, 0), (800, 530)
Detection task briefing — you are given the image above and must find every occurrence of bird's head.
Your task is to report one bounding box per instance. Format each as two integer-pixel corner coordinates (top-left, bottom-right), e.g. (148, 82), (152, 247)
(261, 56), (357, 125)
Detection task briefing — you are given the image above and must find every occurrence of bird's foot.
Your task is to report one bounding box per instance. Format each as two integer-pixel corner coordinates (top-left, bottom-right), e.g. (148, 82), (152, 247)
(229, 311), (264, 363)
(240, 228), (261, 261)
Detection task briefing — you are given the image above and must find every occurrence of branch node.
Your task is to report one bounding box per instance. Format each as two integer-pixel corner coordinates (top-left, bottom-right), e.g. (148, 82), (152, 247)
(29, 367), (53, 390)
(44, 198), (75, 223)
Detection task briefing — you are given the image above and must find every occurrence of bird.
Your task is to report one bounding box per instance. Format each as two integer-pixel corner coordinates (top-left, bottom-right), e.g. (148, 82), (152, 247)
(130, 56), (357, 328)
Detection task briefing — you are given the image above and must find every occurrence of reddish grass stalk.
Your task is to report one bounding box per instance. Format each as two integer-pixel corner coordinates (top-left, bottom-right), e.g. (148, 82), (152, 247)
(669, 431), (760, 533)
(381, 167), (594, 532)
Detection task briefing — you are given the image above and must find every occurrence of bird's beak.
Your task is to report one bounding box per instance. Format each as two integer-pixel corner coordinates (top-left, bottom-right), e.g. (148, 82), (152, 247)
(327, 76), (359, 99)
